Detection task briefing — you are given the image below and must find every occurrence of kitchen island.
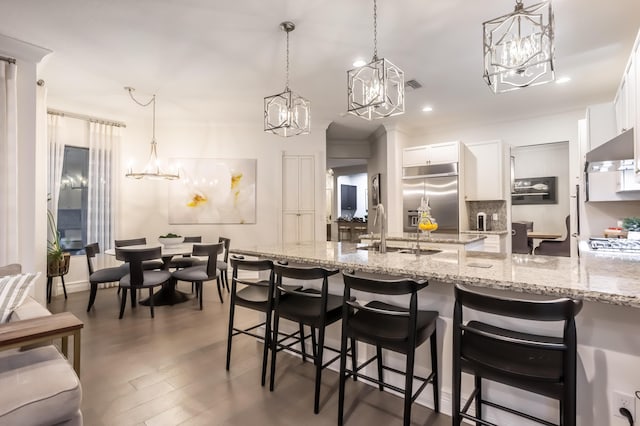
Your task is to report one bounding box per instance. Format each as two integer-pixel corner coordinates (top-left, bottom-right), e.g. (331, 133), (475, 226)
(231, 241), (640, 307)
(359, 232), (487, 251)
(231, 241), (640, 425)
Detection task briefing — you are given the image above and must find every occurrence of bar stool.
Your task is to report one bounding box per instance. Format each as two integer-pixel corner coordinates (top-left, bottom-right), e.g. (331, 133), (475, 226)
(269, 263), (354, 414)
(225, 256), (275, 386)
(338, 271), (439, 426)
(452, 283), (583, 426)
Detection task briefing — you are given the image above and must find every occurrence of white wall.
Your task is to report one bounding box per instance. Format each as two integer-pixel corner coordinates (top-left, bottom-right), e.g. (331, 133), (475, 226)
(117, 119), (327, 248)
(0, 34), (51, 303)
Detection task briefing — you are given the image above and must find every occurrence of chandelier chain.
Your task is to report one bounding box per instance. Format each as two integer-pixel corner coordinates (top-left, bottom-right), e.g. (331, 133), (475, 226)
(285, 29), (290, 91)
(373, 0), (378, 61)
(126, 88), (156, 142)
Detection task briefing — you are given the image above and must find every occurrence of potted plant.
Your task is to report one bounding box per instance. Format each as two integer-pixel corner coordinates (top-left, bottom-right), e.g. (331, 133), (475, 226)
(622, 217), (640, 240)
(47, 203), (70, 277)
(158, 232), (184, 247)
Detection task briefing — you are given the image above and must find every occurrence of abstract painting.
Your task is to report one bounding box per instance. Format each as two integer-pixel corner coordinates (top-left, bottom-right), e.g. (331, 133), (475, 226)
(168, 158), (256, 224)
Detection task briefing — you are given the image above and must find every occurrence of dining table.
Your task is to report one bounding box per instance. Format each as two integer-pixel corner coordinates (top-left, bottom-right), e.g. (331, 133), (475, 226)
(105, 243), (195, 306)
(527, 231), (562, 239)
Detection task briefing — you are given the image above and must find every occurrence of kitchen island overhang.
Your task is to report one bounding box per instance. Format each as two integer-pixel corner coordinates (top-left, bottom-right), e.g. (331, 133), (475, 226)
(231, 241), (640, 308)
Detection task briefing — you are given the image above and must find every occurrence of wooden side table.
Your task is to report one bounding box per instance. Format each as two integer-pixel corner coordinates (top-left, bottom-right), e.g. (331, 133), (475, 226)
(0, 312), (83, 375)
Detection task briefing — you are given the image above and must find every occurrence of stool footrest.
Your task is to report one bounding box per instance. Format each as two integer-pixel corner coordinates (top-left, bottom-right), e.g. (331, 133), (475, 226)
(461, 386), (559, 426)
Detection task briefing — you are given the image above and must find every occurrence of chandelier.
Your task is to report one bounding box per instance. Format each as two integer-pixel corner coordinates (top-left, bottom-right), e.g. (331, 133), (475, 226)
(347, 0), (404, 120)
(483, 0), (555, 93)
(124, 87), (179, 180)
(264, 21), (310, 137)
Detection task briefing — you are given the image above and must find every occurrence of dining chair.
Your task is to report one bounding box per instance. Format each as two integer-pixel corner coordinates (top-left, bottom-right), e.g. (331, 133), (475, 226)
(172, 243), (224, 309)
(84, 242), (129, 312)
(218, 237), (231, 291)
(116, 247), (172, 319)
(167, 236), (204, 269)
(452, 283), (583, 426)
(338, 271), (439, 426)
(511, 222), (533, 254)
(114, 237), (164, 270)
(269, 263), (351, 414)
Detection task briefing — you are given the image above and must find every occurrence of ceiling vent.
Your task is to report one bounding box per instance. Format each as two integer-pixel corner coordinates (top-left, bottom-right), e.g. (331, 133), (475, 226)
(405, 79), (423, 90)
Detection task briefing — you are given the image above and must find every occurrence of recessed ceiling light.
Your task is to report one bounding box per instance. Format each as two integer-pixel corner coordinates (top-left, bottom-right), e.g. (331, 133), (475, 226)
(422, 106), (433, 112)
(556, 76), (571, 84)
(352, 59), (367, 67)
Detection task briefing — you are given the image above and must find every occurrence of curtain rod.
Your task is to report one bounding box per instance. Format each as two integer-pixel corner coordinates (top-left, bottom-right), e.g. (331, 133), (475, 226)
(47, 109), (126, 128)
(0, 55), (16, 64)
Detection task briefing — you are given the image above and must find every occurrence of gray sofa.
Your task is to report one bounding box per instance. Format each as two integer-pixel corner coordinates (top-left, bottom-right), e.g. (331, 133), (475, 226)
(0, 264), (82, 425)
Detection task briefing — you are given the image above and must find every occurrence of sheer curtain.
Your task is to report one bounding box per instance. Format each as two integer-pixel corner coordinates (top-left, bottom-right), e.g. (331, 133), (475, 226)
(47, 114), (64, 235)
(0, 61), (18, 265)
(88, 122), (118, 255)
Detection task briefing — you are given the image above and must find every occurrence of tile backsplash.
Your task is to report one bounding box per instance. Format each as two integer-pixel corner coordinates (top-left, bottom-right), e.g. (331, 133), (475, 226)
(466, 201), (507, 231)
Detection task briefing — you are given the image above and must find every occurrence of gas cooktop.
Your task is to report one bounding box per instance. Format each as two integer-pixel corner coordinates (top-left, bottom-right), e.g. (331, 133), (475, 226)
(588, 238), (640, 252)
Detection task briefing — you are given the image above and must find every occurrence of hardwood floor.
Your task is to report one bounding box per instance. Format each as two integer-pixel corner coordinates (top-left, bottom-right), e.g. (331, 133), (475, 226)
(48, 284), (450, 425)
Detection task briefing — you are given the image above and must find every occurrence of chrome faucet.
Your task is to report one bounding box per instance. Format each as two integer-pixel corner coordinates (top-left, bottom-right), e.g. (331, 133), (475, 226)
(373, 203), (387, 253)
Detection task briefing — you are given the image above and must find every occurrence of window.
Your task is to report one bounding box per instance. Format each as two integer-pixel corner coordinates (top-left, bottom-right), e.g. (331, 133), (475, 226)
(57, 146), (89, 255)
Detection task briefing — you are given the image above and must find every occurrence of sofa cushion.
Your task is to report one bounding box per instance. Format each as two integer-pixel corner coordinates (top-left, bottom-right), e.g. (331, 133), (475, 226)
(8, 296), (52, 323)
(0, 273), (39, 323)
(0, 345), (81, 425)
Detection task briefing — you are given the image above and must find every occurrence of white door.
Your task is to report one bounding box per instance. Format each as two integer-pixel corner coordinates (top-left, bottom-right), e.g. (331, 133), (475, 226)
(282, 155), (315, 243)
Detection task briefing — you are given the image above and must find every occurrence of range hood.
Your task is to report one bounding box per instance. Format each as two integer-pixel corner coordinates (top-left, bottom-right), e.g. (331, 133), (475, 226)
(585, 128), (635, 172)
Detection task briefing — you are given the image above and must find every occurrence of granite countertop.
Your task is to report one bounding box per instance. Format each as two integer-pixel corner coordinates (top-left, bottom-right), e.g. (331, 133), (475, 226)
(360, 233), (486, 245)
(231, 241), (640, 308)
(460, 230), (510, 235)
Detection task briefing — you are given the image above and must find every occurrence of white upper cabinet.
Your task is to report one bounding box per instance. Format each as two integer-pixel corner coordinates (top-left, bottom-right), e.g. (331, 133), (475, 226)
(613, 28), (640, 175)
(464, 140), (506, 201)
(402, 141), (459, 167)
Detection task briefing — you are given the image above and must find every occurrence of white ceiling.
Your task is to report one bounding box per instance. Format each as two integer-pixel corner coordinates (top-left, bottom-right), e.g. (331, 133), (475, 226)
(1, 0), (639, 137)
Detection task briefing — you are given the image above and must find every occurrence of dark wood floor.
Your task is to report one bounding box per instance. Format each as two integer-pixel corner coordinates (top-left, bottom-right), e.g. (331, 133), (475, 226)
(49, 283), (450, 426)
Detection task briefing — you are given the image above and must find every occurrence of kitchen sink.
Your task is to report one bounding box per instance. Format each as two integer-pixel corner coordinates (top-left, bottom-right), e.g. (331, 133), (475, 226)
(357, 245), (441, 255)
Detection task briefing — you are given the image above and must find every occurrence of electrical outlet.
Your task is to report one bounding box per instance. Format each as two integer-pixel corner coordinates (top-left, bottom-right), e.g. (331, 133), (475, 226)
(613, 391), (635, 419)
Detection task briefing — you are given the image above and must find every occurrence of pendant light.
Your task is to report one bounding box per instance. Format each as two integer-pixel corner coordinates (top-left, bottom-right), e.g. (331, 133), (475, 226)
(124, 87), (179, 180)
(483, 0), (555, 93)
(264, 21), (311, 137)
(347, 0), (405, 120)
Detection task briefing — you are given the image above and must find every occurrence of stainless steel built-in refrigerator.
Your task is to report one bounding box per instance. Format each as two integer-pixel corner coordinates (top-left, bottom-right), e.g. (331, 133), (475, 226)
(402, 163), (459, 233)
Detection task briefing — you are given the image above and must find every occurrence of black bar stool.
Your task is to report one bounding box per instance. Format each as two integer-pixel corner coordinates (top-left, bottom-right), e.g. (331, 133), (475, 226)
(225, 255), (275, 386)
(269, 263), (354, 414)
(338, 271), (439, 426)
(452, 283), (583, 426)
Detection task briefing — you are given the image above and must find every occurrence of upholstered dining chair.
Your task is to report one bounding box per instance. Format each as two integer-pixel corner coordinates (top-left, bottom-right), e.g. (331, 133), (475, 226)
(114, 237), (164, 270)
(116, 247), (172, 319)
(217, 237), (231, 291)
(167, 236), (204, 269)
(172, 243), (224, 309)
(84, 243), (129, 312)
